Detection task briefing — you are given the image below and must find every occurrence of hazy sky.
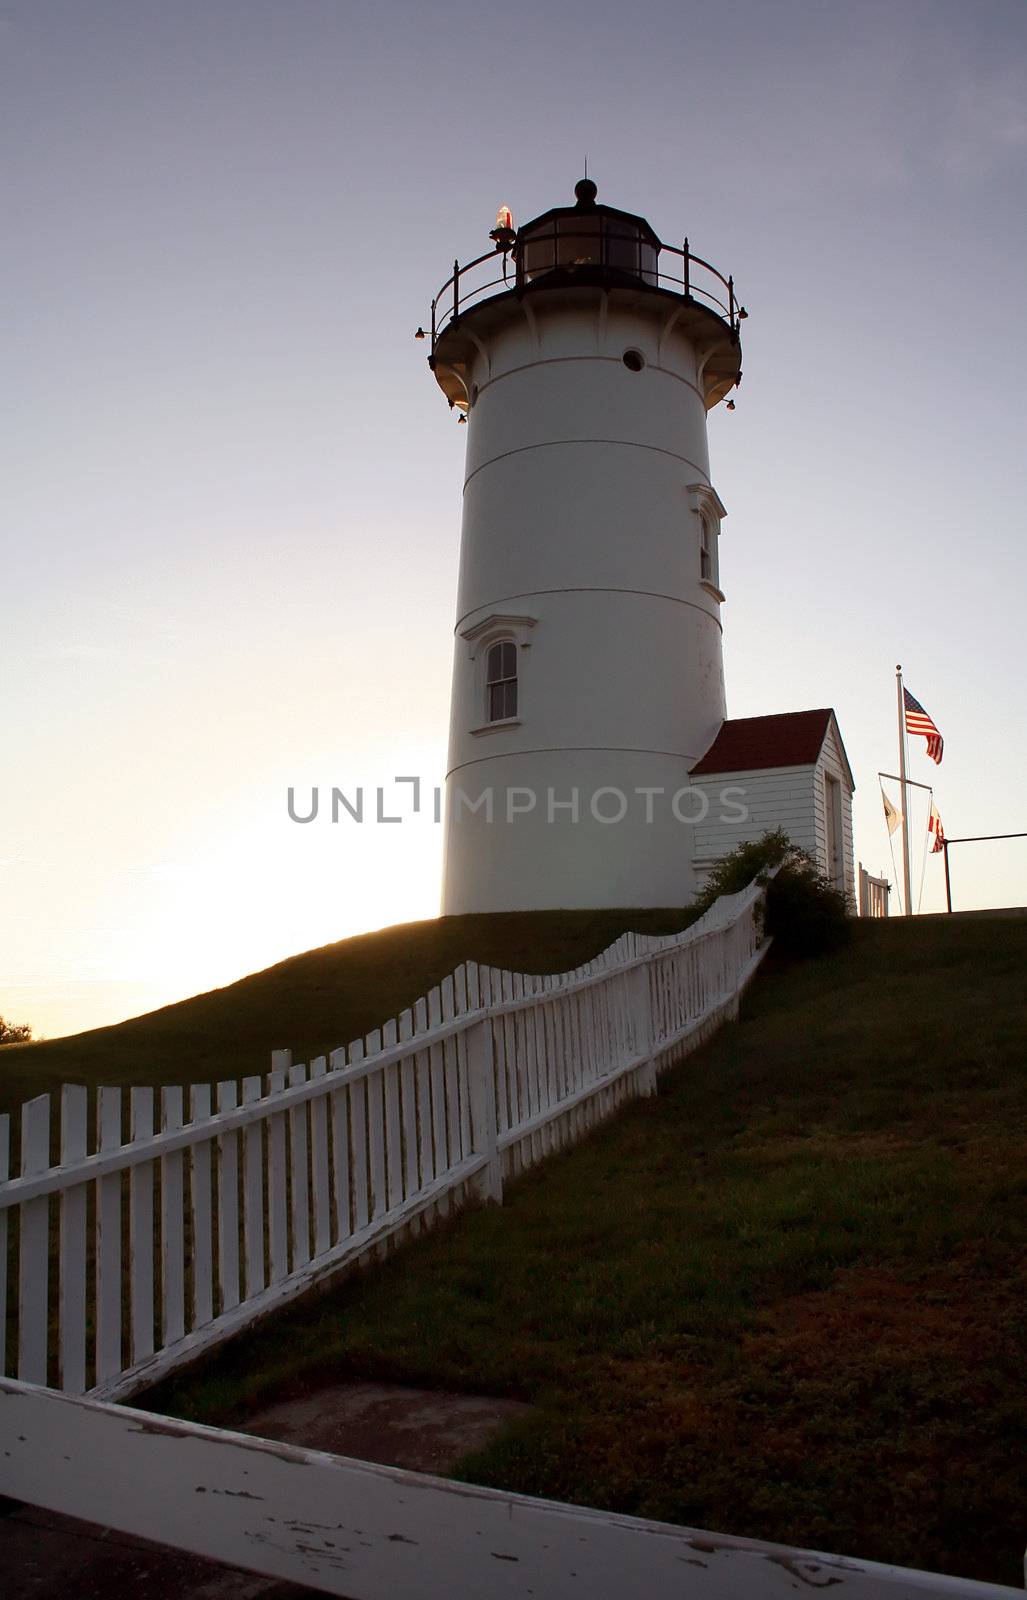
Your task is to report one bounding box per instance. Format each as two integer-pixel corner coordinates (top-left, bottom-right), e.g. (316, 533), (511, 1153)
(3, 0), (1026, 1039)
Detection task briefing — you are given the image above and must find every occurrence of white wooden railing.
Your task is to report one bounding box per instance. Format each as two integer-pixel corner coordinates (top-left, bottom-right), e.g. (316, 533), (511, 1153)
(0, 880), (768, 1403)
(1, 1377), (1020, 1599)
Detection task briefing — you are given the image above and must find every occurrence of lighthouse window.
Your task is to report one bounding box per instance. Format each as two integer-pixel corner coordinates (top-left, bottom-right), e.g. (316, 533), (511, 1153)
(486, 640), (518, 722)
(622, 348), (645, 372)
(699, 517), (714, 583)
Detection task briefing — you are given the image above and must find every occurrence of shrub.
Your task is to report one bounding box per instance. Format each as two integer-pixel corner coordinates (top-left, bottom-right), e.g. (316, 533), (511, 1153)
(695, 828), (851, 959)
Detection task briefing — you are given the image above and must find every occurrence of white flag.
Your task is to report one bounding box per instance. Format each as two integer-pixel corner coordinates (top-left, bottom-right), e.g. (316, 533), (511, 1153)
(881, 787), (902, 836)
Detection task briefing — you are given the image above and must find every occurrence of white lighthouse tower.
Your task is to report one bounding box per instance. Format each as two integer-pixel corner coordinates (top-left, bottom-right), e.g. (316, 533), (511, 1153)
(424, 178), (746, 914)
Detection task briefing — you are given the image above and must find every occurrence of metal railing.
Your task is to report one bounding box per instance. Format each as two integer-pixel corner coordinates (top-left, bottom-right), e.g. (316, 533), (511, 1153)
(422, 227), (746, 356)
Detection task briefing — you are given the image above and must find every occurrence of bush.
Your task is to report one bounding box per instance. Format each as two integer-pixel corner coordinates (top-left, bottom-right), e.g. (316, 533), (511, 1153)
(695, 828), (851, 959)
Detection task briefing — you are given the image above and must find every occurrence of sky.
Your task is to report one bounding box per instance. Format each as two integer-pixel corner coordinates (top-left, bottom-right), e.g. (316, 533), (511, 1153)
(3, 0), (1026, 1040)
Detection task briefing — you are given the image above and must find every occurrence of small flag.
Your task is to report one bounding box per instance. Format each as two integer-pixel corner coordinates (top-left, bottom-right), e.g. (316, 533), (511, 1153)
(929, 801), (945, 854)
(904, 688), (944, 764)
(882, 787), (902, 836)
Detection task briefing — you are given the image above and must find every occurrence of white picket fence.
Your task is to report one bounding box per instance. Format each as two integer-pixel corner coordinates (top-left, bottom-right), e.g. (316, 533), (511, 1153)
(0, 880), (768, 1403)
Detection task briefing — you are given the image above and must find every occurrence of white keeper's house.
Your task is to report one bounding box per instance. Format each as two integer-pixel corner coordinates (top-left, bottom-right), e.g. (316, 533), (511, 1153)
(420, 178), (855, 914)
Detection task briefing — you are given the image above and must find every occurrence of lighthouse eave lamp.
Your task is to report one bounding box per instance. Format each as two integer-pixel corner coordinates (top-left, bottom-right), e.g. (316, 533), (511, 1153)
(421, 178), (746, 916)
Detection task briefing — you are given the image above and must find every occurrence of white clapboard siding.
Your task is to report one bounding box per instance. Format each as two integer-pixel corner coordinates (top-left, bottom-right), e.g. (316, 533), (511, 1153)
(0, 879), (771, 1402)
(3, 1378), (1016, 1600)
(814, 720), (856, 902)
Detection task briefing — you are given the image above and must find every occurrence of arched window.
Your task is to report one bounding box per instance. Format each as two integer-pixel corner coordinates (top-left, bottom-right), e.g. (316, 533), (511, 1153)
(699, 515), (714, 583)
(687, 482), (726, 602)
(486, 640), (517, 722)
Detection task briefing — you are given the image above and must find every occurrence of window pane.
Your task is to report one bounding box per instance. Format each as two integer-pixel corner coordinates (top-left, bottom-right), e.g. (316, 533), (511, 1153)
(486, 643), (504, 684)
(505, 680), (518, 719)
(501, 641), (516, 679)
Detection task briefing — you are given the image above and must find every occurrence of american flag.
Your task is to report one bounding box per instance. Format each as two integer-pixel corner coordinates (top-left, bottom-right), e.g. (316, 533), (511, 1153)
(904, 688), (944, 764)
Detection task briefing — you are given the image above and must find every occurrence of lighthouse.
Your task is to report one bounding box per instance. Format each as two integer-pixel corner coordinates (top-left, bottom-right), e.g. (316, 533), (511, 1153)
(424, 178), (746, 914)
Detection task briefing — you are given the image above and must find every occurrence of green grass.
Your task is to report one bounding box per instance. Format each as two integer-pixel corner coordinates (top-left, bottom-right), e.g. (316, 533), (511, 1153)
(144, 915), (1027, 1587)
(0, 907), (699, 1125)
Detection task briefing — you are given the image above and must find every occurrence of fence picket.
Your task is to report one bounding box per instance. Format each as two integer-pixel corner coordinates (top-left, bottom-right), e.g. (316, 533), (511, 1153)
(0, 1116), (7, 1375)
(286, 1065), (310, 1271)
(242, 1077), (266, 1297)
(441, 976), (460, 1168)
(217, 1081), (241, 1311)
(510, 973), (527, 1149)
(466, 964), (501, 1204)
(94, 1088), (123, 1386)
(59, 1086), (89, 1392)
(365, 1032), (386, 1222)
(382, 1021), (402, 1213)
(329, 1048), (351, 1242)
(399, 1010), (418, 1201)
(189, 1084), (214, 1328)
(127, 1087), (154, 1371)
(18, 1096), (50, 1385)
(414, 997), (432, 1188)
(160, 1088), (185, 1350)
(309, 1058), (331, 1258)
(348, 1041), (370, 1230)
(529, 984), (547, 1154)
(427, 990), (447, 1187)
(267, 1054), (290, 1285)
(452, 967), (471, 1164)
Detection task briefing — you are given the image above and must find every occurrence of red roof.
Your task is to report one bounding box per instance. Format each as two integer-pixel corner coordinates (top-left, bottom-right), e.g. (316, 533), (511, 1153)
(691, 709), (838, 776)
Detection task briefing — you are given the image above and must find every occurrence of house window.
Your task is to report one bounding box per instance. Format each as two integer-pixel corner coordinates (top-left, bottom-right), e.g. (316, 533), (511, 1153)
(486, 640), (517, 722)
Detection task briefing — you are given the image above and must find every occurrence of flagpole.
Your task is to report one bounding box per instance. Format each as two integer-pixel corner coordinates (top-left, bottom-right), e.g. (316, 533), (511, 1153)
(896, 664), (913, 917)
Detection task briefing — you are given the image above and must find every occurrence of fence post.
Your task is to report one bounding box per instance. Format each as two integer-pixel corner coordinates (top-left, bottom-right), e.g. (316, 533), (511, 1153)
(465, 963), (502, 1204)
(631, 959), (657, 1096)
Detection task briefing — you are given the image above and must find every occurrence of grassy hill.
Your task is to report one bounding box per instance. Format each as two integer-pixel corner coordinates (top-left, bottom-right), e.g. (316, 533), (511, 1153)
(0, 907), (699, 1123)
(146, 913), (1027, 1587)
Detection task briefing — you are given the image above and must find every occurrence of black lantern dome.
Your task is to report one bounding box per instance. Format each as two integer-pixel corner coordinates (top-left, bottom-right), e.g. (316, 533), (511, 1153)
(512, 178), (661, 288)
